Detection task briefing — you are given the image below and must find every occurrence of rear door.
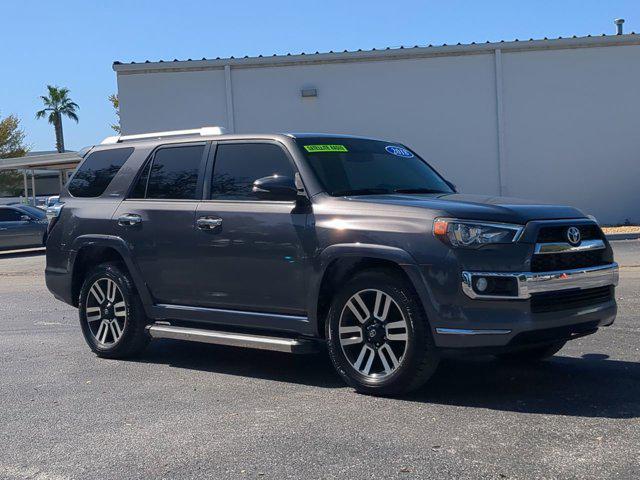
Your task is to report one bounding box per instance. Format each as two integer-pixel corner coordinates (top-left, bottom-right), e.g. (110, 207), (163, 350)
(193, 141), (309, 315)
(112, 142), (209, 305)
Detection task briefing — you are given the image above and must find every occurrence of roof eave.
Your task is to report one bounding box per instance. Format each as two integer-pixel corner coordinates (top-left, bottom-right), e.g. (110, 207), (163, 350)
(113, 33), (640, 74)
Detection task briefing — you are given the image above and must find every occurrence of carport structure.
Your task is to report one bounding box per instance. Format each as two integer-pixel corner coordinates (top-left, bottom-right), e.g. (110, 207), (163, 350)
(0, 152), (81, 204)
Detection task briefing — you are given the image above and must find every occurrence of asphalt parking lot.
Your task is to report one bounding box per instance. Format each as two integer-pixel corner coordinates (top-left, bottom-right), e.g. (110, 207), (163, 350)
(1, 241), (639, 480)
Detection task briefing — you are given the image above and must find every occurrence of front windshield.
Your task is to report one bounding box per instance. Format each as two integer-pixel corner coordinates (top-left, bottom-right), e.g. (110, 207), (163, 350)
(295, 137), (453, 196)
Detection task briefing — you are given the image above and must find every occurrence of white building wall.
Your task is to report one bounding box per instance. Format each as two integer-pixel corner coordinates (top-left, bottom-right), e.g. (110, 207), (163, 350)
(115, 40), (640, 224)
(231, 55), (501, 196)
(501, 45), (640, 224)
(118, 70), (228, 134)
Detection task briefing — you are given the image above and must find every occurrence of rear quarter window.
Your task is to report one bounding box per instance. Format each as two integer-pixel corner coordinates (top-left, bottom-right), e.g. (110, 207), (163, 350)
(68, 147), (134, 197)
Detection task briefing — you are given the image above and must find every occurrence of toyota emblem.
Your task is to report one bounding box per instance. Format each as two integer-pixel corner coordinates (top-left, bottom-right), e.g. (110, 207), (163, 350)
(566, 226), (581, 245)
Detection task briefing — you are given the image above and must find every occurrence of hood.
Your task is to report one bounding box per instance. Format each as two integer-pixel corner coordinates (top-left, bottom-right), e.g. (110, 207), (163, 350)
(344, 193), (586, 224)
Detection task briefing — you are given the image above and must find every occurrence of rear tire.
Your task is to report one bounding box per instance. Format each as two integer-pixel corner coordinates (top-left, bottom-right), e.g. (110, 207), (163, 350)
(496, 341), (566, 362)
(326, 269), (439, 396)
(78, 262), (149, 359)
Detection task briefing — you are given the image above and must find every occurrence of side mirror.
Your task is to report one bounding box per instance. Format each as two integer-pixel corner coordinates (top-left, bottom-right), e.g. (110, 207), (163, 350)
(20, 215), (32, 222)
(445, 180), (457, 193)
(252, 175), (299, 201)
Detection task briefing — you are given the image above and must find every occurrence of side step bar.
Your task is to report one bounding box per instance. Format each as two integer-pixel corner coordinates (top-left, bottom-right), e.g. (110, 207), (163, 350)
(147, 323), (318, 354)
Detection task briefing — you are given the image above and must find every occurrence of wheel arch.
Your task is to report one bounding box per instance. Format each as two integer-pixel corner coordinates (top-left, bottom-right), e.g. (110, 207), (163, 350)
(70, 235), (152, 309)
(309, 243), (434, 338)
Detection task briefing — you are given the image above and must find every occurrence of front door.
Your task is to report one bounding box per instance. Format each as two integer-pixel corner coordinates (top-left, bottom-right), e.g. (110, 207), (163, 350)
(112, 142), (208, 305)
(193, 141), (310, 315)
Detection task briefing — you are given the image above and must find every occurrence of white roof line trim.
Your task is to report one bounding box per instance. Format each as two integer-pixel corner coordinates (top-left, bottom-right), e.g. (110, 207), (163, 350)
(113, 34), (640, 74)
(101, 126), (227, 144)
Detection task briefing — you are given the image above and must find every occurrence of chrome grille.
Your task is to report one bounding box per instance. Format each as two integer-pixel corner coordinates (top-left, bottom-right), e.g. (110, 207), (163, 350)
(531, 222), (608, 272)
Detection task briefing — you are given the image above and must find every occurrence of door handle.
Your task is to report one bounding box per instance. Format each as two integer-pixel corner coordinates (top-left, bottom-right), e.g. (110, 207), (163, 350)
(196, 217), (222, 230)
(117, 214), (142, 226)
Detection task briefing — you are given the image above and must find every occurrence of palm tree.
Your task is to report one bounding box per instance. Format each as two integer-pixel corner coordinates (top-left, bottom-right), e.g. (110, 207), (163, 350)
(36, 85), (79, 153)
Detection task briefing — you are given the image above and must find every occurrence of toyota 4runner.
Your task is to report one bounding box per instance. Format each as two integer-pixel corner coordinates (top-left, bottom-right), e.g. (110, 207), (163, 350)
(45, 127), (619, 395)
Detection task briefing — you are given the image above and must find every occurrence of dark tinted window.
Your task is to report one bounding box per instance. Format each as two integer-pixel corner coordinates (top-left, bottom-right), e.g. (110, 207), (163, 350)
(211, 143), (295, 200)
(296, 137), (452, 196)
(129, 158), (152, 199)
(145, 145), (204, 200)
(68, 147), (134, 197)
(0, 208), (22, 221)
(16, 205), (46, 219)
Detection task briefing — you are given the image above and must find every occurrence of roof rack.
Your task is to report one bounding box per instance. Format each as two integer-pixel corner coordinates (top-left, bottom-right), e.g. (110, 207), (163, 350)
(101, 126), (227, 145)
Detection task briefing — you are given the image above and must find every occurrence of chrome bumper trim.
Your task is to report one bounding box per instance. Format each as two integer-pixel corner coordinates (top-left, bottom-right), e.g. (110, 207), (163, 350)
(436, 328), (512, 335)
(462, 263), (619, 300)
(534, 239), (605, 255)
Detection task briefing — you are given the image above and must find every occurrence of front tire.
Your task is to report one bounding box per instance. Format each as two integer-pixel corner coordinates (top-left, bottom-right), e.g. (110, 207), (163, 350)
(326, 269), (439, 396)
(78, 262), (149, 358)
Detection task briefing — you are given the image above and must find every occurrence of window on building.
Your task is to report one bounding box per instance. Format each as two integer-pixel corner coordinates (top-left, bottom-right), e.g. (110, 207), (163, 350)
(68, 147), (134, 197)
(210, 143), (295, 200)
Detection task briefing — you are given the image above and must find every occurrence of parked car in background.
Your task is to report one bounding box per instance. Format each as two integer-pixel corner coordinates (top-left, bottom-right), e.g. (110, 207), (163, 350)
(46, 196), (60, 208)
(0, 204), (48, 251)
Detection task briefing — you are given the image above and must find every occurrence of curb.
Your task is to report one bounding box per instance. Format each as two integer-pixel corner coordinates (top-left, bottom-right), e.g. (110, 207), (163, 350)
(606, 233), (640, 241)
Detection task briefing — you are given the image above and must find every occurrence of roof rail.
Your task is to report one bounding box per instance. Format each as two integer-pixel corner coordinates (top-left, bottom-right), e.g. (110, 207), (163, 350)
(101, 126), (227, 145)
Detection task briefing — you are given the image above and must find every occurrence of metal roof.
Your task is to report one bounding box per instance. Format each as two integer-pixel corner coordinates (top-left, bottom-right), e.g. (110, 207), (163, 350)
(113, 33), (640, 74)
(0, 152), (82, 171)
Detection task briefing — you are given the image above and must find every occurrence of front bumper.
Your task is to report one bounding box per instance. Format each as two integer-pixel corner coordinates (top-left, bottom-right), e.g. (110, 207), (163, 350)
(428, 263), (619, 350)
(461, 263), (619, 300)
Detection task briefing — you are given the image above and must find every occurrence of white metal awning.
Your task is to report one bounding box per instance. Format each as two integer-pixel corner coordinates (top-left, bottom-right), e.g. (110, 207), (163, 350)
(0, 152), (82, 205)
(0, 152), (82, 171)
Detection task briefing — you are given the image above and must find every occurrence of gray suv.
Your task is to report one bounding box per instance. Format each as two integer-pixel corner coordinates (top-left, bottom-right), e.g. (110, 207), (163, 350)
(45, 128), (619, 395)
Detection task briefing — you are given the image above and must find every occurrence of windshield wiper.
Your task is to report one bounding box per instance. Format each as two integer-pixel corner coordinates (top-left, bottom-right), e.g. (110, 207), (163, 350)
(393, 188), (449, 194)
(332, 188), (391, 196)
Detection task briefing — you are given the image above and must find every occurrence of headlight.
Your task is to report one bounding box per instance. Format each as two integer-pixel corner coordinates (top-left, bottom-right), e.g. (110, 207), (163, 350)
(433, 218), (523, 248)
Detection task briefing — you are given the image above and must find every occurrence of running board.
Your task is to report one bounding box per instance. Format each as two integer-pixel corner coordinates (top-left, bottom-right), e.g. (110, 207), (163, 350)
(146, 323), (318, 354)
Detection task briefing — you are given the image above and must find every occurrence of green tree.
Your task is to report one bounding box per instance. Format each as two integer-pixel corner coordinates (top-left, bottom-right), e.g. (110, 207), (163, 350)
(108, 93), (121, 133)
(36, 85), (79, 153)
(0, 113), (28, 159)
(0, 113), (29, 197)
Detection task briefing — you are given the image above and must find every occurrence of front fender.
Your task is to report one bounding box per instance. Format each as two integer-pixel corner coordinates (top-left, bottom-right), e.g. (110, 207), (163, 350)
(307, 243), (436, 337)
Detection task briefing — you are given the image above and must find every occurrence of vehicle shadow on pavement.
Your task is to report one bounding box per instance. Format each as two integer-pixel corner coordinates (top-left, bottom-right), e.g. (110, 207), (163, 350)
(137, 341), (638, 418)
(137, 339), (345, 389)
(407, 354), (639, 419)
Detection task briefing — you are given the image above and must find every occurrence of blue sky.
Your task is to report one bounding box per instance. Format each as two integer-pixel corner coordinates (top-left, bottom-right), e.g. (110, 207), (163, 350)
(2, 0), (639, 152)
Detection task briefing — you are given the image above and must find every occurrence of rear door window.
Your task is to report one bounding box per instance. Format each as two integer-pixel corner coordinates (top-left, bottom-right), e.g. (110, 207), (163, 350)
(68, 147), (134, 197)
(210, 143), (295, 200)
(132, 145), (205, 200)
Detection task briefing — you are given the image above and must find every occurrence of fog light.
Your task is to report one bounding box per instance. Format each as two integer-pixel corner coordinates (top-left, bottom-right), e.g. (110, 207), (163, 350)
(475, 277), (488, 292)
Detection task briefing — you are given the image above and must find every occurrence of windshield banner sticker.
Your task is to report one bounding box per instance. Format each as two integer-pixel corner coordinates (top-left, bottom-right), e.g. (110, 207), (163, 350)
(304, 144), (348, 153)
(385, 145), (414, 158)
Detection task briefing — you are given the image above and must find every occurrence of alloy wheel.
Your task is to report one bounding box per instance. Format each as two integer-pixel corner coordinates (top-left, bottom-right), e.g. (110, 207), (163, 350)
(85, 278), (127, 346)
(338, 289), (409, 378)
